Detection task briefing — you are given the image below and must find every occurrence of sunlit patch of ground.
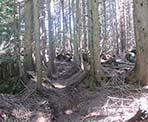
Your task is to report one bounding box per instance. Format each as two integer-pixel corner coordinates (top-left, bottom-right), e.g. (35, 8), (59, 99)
(53, 83), (66, 89)
(79, 86), (148, 122)
(55, 83), (148, 122)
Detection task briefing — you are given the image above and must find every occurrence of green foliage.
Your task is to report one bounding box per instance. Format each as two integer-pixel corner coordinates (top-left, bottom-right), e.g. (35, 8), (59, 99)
(0, 0), (14, 22)
(0, 0), (14, 41)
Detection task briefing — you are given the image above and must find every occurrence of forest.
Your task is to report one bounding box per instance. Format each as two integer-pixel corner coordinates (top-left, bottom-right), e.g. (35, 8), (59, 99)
(0, 0), (148, 121)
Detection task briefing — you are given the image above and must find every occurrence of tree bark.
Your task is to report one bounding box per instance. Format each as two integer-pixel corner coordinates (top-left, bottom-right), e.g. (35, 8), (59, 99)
(72, 0), (80, 66)
(33, 0), (42, 89)
(61, 0), (66, 53)
(102, 0), (107, 53)
(133, 0), (148, 85)
(120, 5), (126, 53)
(91, 0), (106, 85)
(24, 0), (34, 71)
(82, 0), (87, 71)
(47, 0), (56, 78)
(40, 0), (47, 70)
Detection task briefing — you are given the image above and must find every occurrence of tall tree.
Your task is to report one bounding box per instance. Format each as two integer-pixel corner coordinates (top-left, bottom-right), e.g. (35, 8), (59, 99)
(82, 0), (87, 71)
(61, 0), (66, 53)
(102, 0), (107, 53)
(33, 0), (42, 89)
(73, 0), (80, 66)
(114, 0), (119, 55)
(47, 0), (56, 78)
(132, 0), (148, 85)
(76, 0), (83, 69)
(68, 0), (73, 54)
(120, 4), (126, 53)
(40, 0), (47, 69)
(24, 0), (34, 71)
(90, 0), (105, 85)
(87, 0), (93, 73)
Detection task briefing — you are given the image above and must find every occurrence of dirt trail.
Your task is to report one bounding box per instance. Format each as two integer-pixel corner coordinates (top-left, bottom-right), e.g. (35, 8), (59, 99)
(53, 61), (148, 122)
(0, 61), (148, 122)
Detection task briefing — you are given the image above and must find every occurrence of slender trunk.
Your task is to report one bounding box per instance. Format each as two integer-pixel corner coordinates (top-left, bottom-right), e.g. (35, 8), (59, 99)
(115, 0), (119, 55)
(40, 0), (47, 70)
(91, 0), (105, 85)
(87, 0), (94, 75)
(47, 0), (56, 78)
(76, 0), (83, 69)
(72, 0), (80, 66)
(82, 0), (87, 71)
(24, 0), (34, 71)
(102, 0), (107, 53)
(33, 0), (42, 89)
(120, 4), (126, 53)
(69, 0), (73, 54)
(61, 0), (65, 53)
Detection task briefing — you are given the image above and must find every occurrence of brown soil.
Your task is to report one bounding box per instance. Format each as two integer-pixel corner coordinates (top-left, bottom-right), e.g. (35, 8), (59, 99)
(0, 61), (148, 122)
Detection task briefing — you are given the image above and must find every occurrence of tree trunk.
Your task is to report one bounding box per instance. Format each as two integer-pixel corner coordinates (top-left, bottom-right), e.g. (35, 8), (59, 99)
(33, 0), (42, 89)
(87, 0), (94, 74)
(47, 0), (56, 78)
(40, 0), (47, 70)
(68, 0), (73, 54)
(114, 0), (119, 56)
(61, 0), (66, 53)
(102, 0), (107, 53)
(24, 0), (34, 71)
(133, 0), (148, 85)
(82, 0), (87, 71)
(76, 0), (83, 69)
(91, 0), (106, 85)
(72, 0), (80, 66)
(120, 5), (126, 53)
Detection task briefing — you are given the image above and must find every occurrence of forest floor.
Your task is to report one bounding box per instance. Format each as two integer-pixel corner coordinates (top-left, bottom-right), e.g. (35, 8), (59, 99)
(0, 60), (148, 122)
